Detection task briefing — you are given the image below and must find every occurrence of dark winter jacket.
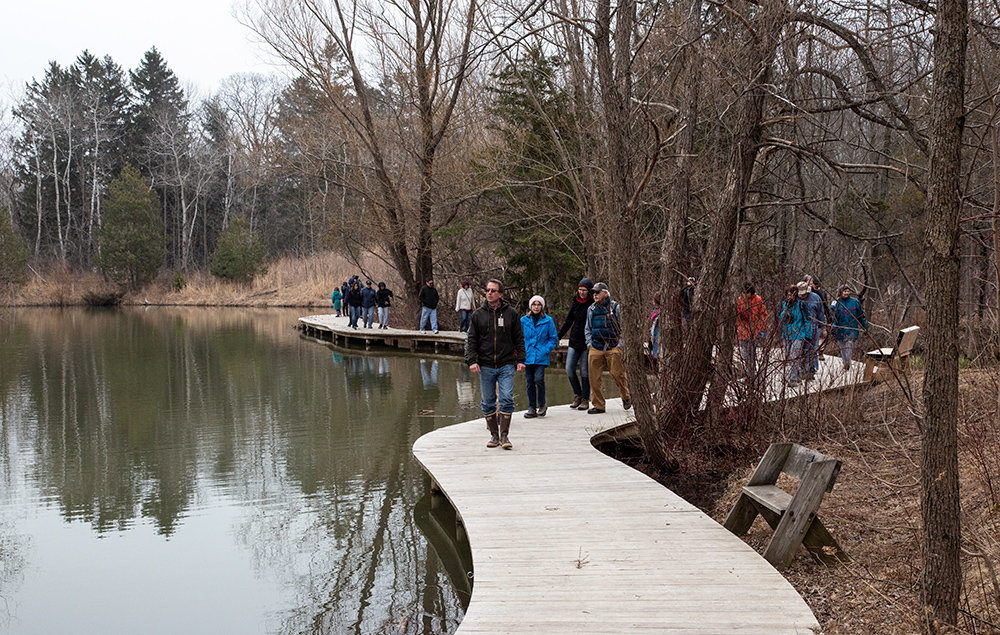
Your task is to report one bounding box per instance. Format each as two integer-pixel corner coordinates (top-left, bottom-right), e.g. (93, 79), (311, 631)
(558, 294), (594, 351)
(586, 299), (622, 351)
(465, 299), (525, 369)
(346, 286), (363, 307)
(521, 313), (559, 366)
(419, 285), (440, 309)
(375, 288), (394, 307)
(361, 286), (377, 308)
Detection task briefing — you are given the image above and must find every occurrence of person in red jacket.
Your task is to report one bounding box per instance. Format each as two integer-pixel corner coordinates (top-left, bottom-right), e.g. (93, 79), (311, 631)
(736, 282), (769, 381)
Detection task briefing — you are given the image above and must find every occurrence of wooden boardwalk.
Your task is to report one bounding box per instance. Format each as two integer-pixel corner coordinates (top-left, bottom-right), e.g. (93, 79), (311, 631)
(412, 354), (867, 634)
(298, 313), (571, 359)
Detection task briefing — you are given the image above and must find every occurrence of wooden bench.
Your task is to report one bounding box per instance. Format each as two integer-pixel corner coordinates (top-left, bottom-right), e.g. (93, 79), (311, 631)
(723, 443), (848, 570)
(863, 325), (920, 383)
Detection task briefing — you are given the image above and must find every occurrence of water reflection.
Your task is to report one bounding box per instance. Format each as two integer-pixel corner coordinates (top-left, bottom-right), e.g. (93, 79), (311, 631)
(0, 307), (470, 635)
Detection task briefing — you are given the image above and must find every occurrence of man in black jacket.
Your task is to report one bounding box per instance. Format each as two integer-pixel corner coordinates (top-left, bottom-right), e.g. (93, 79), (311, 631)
(418, 279), (440, 333)
(466, 279), (525, 450)
(558, 278), (594, 410)
(375, 282), (394, 329)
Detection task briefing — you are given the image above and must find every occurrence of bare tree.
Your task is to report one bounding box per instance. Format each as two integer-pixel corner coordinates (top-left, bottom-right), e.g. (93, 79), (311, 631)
(243, 0), (481, 296)
(920, 0), (967, 628)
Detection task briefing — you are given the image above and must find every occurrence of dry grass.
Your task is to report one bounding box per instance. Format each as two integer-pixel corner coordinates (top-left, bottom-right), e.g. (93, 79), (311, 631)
(643, 371), (1000, 634)
(4, 253), (403, 308)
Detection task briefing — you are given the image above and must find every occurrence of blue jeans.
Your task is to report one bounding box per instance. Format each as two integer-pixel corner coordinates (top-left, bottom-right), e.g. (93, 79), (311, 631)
(525, 364), (547, 409)
(363, 306), (375, 327)
(565, 346), (590, 398)
(459, 310), (471, 333)
(420, 307), (438, 332)
(739, 339), (758, 380)
(787, 339), (806, 383)
(839, 338), (855, 368)
(378, 307), (389, 327)
(479, 364), (516, 415)
(349, 305), (361, 328)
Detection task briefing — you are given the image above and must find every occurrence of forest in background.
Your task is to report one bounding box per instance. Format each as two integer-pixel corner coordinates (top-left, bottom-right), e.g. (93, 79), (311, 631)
(0, 2), (994, 351)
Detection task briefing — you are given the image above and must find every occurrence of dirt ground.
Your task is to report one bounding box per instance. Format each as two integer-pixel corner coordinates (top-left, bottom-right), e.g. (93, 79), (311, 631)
(614, 370), (1000, 634)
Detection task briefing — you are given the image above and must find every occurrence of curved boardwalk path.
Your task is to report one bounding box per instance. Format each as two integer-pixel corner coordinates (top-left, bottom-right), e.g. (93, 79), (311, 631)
(413, 398), (823, 634)
(300, 311), (864, 632)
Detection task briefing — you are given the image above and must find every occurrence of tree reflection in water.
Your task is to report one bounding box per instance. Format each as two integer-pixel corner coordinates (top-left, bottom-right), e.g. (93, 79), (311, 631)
(0, 307), (485, 635)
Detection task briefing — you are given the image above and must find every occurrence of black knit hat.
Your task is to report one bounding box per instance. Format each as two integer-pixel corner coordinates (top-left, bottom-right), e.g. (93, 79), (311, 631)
(578, 278), (594, 289)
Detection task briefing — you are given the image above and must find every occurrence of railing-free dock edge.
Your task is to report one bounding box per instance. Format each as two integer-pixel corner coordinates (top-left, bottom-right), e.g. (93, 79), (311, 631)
(412, 399), (821, 634)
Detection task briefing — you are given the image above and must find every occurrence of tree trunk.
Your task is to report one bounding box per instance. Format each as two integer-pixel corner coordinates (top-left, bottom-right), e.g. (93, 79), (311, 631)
(920, 0), (966, 629)
(594, 0), (671, 470)
(657, 0), (788, 465)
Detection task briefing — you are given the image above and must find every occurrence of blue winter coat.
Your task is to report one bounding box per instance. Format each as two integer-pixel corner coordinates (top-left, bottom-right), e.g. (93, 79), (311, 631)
(521, 313), (559, 366)
(831, 296), (868, 341)
(779, 300), (812, 341)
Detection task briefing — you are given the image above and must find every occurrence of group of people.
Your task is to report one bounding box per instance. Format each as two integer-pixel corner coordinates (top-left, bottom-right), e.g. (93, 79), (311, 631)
(730, 275), (869, 387)
(331, 270), (869, 450)
(778, 276), (869, 386)
(463, 276), (631, 450)
(332, 277), (394, 330)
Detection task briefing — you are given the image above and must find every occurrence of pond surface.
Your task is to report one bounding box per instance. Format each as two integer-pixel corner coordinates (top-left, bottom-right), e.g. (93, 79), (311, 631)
(0, 307), (568, 635)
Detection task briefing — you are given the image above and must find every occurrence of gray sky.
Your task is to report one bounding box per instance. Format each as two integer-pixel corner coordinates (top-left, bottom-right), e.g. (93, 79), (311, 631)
(2, 0), (279, 98)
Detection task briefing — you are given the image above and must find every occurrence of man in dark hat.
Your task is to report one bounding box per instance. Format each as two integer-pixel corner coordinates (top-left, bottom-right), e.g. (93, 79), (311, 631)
(361, 280), (377, 328)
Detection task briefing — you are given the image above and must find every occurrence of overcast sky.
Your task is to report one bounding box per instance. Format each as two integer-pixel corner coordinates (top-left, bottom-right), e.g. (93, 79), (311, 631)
(1, 0), (281, 100)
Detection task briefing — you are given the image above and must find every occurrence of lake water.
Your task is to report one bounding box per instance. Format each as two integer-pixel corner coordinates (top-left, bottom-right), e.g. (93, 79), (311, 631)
(0, 307), (568, 635)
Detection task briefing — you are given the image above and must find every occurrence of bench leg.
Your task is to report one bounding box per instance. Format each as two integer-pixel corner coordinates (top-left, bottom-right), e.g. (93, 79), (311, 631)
(802, 517), (849, 566)
(763, 461), (840, 570)
(723, 494), (760, 535)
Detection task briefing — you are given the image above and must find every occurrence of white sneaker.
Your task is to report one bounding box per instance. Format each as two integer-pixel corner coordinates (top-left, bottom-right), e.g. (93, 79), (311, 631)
(433, 330), (439, 334)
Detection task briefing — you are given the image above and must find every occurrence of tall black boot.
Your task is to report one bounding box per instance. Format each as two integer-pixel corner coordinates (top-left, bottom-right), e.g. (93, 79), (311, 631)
(485, 412), (500, 448)
(498, 412), (513, 450)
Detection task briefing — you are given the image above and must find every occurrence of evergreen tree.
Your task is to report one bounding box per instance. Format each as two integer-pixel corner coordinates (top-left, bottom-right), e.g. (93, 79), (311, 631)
(483, 48), (588, 299)
(95, 164), (164, 289)
(0, 211), (30, 286)
(209, 216), (267, 284)
(129, 47), (187, 154)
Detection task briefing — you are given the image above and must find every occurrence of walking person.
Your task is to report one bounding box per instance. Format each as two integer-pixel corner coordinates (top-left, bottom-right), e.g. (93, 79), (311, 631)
(649, 292), (661, 372)
(779, 283), (812, 386)
(346, 281), (363, 330)
(331, 286), (343, 317)
(585, 282), (631, 414)
(799, 281), (826, 379)
(681, 276), (696, 328)
(418, 279), (440, 334)
(455, 280), (475, 333)
(736, 283), (769, 381)
(521, 295), (559, 419)
(466, 279), (525, 449)
(361, 280), (377, 328)
(375, 282), (394, 329)
(830, 284), (869, 370)
(558, 278), (594, 410)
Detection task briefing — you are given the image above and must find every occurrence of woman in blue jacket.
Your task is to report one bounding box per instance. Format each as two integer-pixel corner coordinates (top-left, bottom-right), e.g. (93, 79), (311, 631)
(780, 283), (813, 386)
(521, 295), (559, 418)
(830, 284), (869, 370)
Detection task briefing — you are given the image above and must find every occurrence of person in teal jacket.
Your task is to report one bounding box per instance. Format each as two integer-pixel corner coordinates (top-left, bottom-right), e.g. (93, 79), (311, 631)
(830, 284), (869, 370)
(779, 282), (813, 386)
(521, 295), (559, 418)
(331, 286), (343, 317)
